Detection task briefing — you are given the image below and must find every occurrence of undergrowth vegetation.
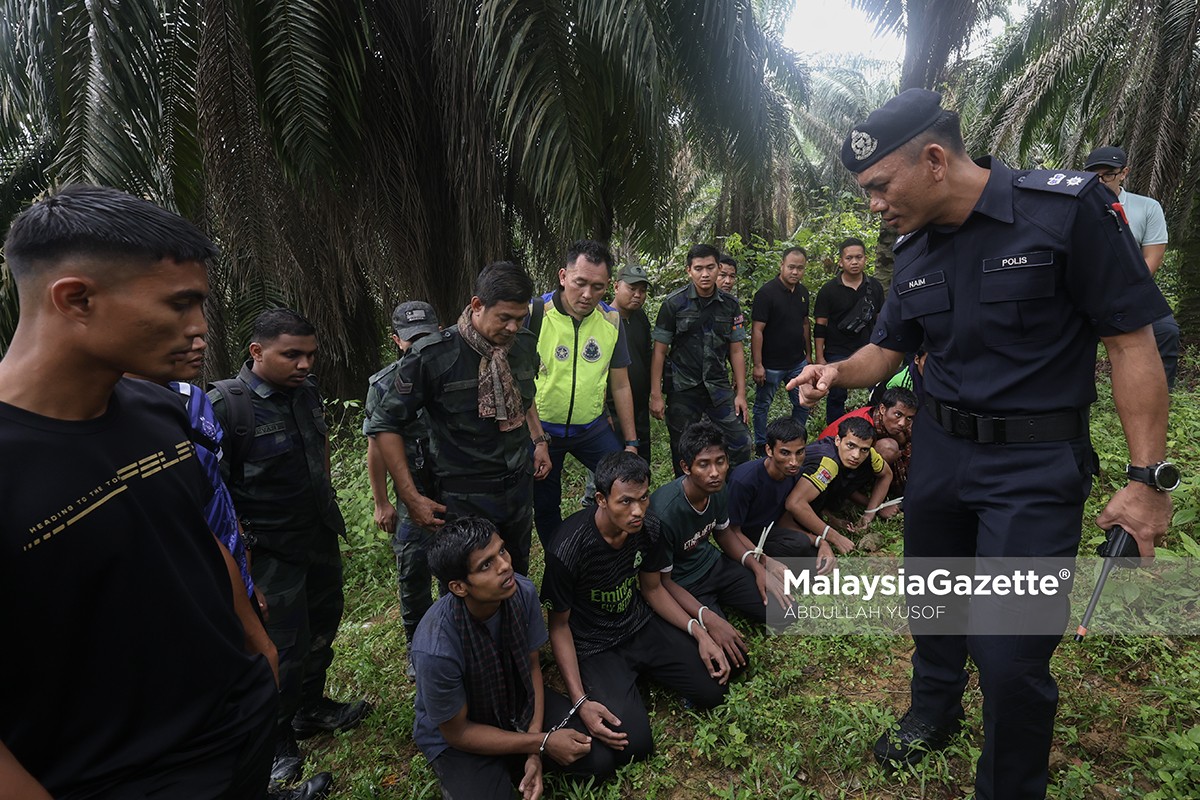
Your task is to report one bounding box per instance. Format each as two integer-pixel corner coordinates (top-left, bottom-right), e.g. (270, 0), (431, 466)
(314, 347), (1200, 799)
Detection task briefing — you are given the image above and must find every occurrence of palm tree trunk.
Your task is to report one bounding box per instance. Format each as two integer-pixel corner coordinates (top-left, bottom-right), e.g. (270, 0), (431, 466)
(1176, 203), (1200, 347)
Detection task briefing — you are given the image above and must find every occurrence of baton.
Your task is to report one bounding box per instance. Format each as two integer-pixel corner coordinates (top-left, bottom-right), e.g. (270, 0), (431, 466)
(1074, 525), (1140, 642)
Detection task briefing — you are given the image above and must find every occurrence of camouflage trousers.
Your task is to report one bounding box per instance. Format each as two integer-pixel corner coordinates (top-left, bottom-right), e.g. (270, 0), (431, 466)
(665, 386), (752, 477)
(439, 469), (534, 577)
(251, 525), (345, 725)
(392, 514), (438, 642)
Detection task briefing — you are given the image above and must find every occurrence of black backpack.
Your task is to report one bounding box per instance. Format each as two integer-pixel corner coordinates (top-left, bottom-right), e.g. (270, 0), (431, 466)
(207, 378), (255, 482)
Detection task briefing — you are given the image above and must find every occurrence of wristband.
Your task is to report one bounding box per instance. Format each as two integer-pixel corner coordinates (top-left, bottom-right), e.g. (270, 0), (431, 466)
(539, 730), (551, 755)
(697, 606), (709, 629)
(624, 439), (640, 447)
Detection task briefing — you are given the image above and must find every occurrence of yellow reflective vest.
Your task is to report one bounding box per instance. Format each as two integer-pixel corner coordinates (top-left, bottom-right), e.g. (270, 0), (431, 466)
(532, 293), (622, 429)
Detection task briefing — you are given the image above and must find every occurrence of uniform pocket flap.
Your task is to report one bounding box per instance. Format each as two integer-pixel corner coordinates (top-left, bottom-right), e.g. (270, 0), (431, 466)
(899, 284), (951, 320)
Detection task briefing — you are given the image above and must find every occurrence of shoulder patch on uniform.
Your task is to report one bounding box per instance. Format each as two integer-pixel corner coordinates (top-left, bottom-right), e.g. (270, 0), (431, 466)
(1017, 169), (1096, 197)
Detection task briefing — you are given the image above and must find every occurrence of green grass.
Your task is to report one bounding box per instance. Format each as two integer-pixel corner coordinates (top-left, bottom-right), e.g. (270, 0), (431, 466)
(313, 354), (1200, 799)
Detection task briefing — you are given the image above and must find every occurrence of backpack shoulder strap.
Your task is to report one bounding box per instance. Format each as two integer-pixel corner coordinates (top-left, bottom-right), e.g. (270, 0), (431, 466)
(527, 297), (545, 338)
(207, 378), (255, 482)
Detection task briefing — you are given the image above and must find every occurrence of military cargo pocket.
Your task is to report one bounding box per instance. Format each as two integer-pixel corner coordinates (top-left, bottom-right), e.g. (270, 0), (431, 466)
(979, 257), (1057, 346)
(714, 312), (734, 338)
(441, 378), (480, 413)
(247, 424), (293, 461)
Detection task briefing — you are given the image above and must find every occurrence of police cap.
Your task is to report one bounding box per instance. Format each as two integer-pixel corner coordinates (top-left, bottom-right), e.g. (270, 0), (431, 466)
(391, 300), (440, 340)
(841, 89), (944, 173)
(1083, 146), (1127, 170)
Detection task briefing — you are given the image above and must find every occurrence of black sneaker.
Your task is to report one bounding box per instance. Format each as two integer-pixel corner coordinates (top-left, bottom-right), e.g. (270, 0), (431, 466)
(872, 708), (964, 767)
(270, 730), (304, 786)
(292, 698), (371, 739)
(268, 772), (333, 800)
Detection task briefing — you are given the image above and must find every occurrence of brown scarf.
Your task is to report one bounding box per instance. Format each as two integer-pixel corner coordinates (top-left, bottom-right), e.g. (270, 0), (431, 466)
(457, 306), (525, 432)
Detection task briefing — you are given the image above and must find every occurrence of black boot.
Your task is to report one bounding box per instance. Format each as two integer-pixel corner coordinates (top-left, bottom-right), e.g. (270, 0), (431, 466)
(292, 697), (371, 739)
(267, 771), (333, 800)
(270, 727), (304, 786)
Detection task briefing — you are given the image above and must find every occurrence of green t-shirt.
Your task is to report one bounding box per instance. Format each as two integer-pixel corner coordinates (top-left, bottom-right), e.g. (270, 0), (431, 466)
(648, 477), (729, 589)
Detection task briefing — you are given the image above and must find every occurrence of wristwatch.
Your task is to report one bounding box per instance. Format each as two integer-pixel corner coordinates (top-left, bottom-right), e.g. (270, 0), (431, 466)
(531, 433), (551, 446)
(1126, 461), (1181, 492)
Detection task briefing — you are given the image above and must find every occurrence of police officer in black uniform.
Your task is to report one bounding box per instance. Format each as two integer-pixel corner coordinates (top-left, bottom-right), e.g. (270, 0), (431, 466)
(790, 90), (1175, 799)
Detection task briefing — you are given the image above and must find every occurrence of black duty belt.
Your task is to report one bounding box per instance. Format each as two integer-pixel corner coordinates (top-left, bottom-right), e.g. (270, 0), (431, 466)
(439, 468), (528, 494)
(924, 398), (1087, 444)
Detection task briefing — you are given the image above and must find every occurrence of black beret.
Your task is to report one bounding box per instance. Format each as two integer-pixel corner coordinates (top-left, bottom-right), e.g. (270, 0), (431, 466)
(841, 89), (944, 173)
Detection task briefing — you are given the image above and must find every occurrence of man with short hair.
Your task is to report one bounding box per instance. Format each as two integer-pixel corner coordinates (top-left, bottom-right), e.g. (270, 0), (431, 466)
(0, 185), (278, 798)
(542, 452), (731, 778)
(365, 301), (441, 645)
(1084, 145), (1179, 390)
(751, 246), (813, 456)
(821, 386), (918, 495)
(716, 254), (739, 296)
(530, 240), (639, 546)
(211, 308), (370, 788)
(813, 238), (885, 425)
(610, 263), (654, 464)
(650, 420), (792, 666)
(783, 417), (891, 555)
(790, 90), (1172, 798)
(412, 517), (593, 799)
(650, 243), (753, 475)
(727, 418), (834, 572)
(367, 262), (551, 578)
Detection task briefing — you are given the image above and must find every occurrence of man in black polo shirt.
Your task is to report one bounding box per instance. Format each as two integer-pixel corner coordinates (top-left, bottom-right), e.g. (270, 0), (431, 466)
(813, 238), (885, 425)
(751, 246), (812, 456)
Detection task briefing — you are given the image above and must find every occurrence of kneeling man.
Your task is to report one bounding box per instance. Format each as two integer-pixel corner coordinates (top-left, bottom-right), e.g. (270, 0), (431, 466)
(542, 452), (730, 779)
(412, 517), (592, 800)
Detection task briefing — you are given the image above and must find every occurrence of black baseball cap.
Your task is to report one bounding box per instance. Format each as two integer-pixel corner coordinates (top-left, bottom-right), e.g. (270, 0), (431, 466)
(391, 300), (439, 340)
(1083, 146), (1128, 170)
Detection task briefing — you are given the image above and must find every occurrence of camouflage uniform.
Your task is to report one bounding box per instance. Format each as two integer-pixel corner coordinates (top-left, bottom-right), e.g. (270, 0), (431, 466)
(364, 327), (539, 576)
(652, 283), (753, 474)
(209, 362), (347, 727)
(364, 359), (438, 640)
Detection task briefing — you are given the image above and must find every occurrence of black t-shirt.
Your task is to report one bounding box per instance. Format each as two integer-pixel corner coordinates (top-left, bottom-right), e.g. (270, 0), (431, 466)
(814, 274), (885, 357)
(541, 508), (670, 659)
(751, 277), (810, 369)
(0, 379), (277, 798)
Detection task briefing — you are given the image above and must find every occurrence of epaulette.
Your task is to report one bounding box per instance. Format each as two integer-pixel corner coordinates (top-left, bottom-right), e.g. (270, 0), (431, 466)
(367, 360), (401, 388)
(413, 329), (454, 354)
(893, 231), (918, 252)
(1016, 169), (1096, 197)
(662, 284), (691, 306)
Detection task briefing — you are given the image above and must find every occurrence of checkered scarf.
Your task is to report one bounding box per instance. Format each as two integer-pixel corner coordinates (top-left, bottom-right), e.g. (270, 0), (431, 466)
(457, 306), (525, 432)
(451, 592), (534, 733)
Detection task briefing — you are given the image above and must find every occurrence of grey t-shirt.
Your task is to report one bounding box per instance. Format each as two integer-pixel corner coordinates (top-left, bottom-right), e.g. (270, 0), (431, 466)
(1118, 188), (1168, 247)
(411, 574), (547, 761)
